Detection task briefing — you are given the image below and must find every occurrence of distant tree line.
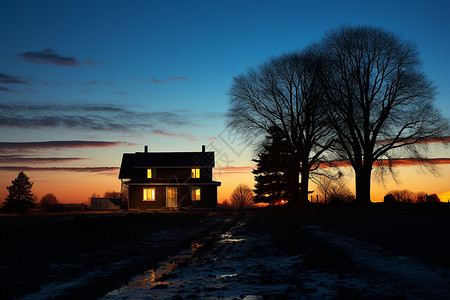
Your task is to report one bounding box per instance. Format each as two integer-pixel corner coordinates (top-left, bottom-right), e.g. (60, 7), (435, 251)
(227, 25), (448, 206)
(384, 190), (440, 204)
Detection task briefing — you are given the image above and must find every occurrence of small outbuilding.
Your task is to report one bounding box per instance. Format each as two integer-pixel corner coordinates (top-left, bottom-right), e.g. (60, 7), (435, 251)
(90, 198), (121, 210)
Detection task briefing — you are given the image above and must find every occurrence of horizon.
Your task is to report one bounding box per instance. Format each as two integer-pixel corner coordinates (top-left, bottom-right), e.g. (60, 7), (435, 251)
(1, 0), (449, 204)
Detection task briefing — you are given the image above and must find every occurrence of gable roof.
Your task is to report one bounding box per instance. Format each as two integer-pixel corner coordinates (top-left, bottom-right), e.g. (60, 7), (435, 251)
(119, 151), (215, 179)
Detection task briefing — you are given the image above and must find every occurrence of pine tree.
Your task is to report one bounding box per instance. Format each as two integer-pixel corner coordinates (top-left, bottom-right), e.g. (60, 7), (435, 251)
(252, 127), (290, 205)
(4, 171), (35, 212)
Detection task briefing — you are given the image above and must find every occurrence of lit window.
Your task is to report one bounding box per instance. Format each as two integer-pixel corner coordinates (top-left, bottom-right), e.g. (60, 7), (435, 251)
(143, 188), (155, 201)
(147, 169), (152, 178)
(192, 187), (201, 201)
(191, 168), (200, 178)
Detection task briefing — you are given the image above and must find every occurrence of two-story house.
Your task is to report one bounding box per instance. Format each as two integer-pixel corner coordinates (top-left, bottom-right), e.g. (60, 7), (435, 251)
(119, 145), (221, 209)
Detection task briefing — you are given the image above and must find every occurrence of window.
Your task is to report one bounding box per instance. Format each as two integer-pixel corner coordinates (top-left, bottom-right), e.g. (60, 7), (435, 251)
(167, 187), (176, 199)
(191, 168), (200, 178)
(147, 169), (152, 179)
(143, 188), (155, 201)
(192, 187), (201, 201)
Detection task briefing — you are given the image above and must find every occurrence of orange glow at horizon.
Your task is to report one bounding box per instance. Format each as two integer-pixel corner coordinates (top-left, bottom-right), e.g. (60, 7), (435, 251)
(1, 163), (448, 205)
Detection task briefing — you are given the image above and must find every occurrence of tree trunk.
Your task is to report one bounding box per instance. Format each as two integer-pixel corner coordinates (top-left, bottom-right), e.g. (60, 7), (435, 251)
(354, 166), (372, 205)
(288, 160), (301, 207)
(299, 166), (310, 206)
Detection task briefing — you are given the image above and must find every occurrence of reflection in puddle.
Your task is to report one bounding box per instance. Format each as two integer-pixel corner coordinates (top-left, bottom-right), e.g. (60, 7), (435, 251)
(219, 238), (247, 242)
(220, 230), (246, 242)
(103, 241), (203, 297)
(216, 273), (238, 279)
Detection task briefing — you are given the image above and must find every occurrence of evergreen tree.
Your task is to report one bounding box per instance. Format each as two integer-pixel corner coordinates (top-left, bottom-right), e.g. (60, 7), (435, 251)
(4, 171), (35, 212)
(252, 127), (290, 205)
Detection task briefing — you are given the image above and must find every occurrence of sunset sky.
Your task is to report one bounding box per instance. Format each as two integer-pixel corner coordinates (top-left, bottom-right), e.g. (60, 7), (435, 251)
(1, 0), (449, 204)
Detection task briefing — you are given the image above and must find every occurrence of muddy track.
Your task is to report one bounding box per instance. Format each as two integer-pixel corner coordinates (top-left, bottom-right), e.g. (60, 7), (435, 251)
(102, 213), (450, 299)
(6, 213), (242, 300)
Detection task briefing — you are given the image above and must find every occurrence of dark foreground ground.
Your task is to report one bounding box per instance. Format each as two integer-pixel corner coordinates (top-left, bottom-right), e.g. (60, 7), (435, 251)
(1, 205), (449, 299)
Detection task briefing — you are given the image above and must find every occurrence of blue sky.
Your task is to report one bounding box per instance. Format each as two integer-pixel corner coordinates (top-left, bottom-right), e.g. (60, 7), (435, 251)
(0, 0), (449, 202)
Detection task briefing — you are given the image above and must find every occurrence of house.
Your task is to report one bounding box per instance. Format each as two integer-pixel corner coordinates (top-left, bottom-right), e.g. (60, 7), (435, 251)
(90, 198), (121, 210)
(119, 145), (221, 209)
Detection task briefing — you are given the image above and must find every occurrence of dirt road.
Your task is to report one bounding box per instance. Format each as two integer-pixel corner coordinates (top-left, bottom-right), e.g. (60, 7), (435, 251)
(2, 209), (450, 299)
(101, 213), (450, 299)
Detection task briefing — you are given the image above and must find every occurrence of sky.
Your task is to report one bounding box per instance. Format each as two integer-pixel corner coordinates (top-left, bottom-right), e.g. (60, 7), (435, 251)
(0, 0), (449, 204)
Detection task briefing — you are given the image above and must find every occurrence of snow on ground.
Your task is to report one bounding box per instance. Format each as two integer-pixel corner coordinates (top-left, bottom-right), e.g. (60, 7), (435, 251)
(102, 217), (450, 299)
(308, 224), (450, 299)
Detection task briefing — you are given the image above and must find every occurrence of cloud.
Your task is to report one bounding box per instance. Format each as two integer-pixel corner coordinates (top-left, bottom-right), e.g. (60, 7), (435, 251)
(0, 141), (133, 152)
(116, 91), (126, 95)
(0, 73), (28, 84)
(106, 81), (116, 85)
(152, 130), (198, 141)
(320, 158), (450, 168)
(208, 137), (218, 140)
(0, 102), (197, 132)
(214, 166), (254, 174)
(0, 166), (119, 175)
(377, 136), (450, 145)
(88, 80), (99, 85)
(0, 155), (87, 164)
(147, 76), (188, 84)
(80, 88), (90, 93)
(0, 87), (15, 93)
(374, 158), (450, 167)
(18, 49), (102, 67)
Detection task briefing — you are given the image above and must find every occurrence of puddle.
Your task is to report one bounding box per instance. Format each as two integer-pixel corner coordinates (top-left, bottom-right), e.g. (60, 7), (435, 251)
(216, 273), (238, 279)
(102, 241), (204, 298)
(101, 218), (302, 299)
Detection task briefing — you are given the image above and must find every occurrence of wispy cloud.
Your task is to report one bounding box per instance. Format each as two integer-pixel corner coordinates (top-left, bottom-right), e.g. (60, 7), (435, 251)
(88, 80), (99, 85)
(377, 136), (450, 145)
(18, 49), (103, 67)
(320, 158), (450, 168)
(214, 166), (254, 174)
(0, 87), (15, 93)
(0, 155), (87, 164)
(208, 137), (218, 140)
(116, 91), (126, 95)
(0, 166), (119, 175)
(0, 73), (28, 84)
(152, 130), (198, 141)
(147, 76), (188, 84)
(0, 141), (133, 152)
(0, 102), (195, 132)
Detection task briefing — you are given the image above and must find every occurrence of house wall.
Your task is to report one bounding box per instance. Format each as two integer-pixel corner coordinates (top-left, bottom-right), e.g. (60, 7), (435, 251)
(129, 185), (166, 209)
(130, 167), (212, 181)
(155, 168), (191, 180)
(194, 186), (218, 208)
(128, 185), (218, 209)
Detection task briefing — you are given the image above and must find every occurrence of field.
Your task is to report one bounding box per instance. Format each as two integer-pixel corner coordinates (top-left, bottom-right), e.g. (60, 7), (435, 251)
(1, 205), (449, 299)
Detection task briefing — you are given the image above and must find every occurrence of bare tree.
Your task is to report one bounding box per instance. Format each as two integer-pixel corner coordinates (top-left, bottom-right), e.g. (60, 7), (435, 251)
(228, 50), (333, 206)
(316, 175), (354, 204)
(230, 184), (254, 209)
(319, 25), (448, 204)
(103, 190), (123, 200)
(40, 193), (59, 209)
(328, 179), (355, 204)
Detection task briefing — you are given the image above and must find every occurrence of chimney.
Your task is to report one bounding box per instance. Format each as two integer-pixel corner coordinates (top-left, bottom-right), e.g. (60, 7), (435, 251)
(202, 145), (205, 153)
(144, 145), (148, 153)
